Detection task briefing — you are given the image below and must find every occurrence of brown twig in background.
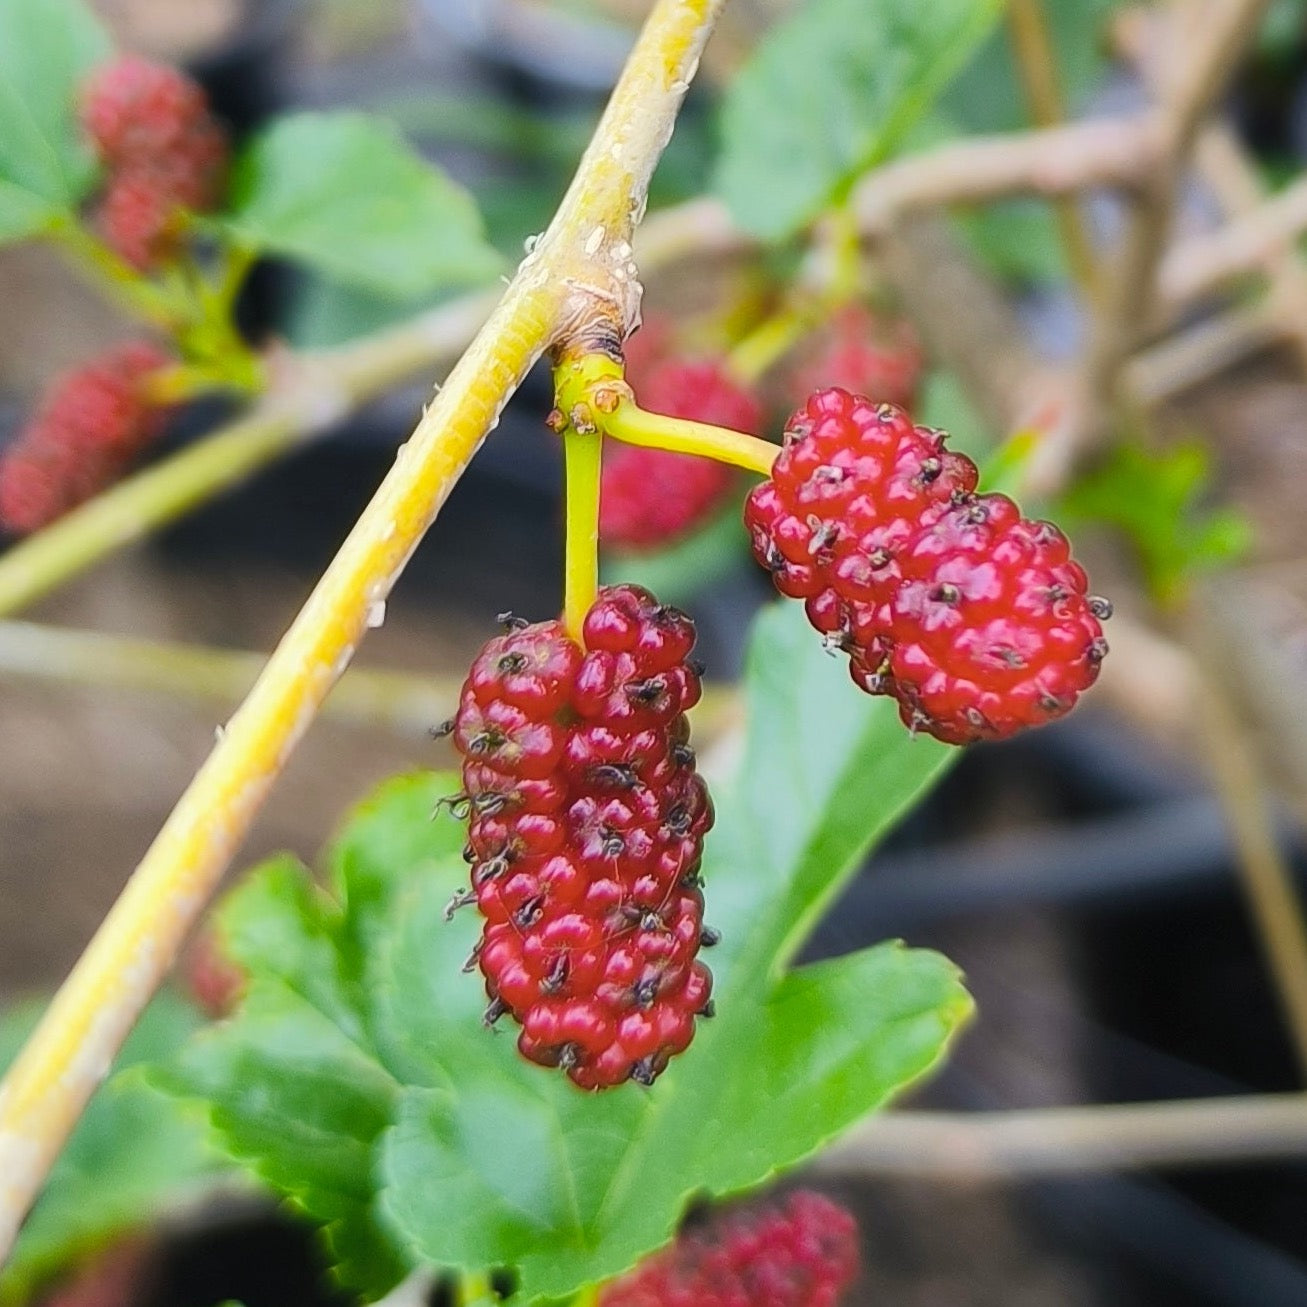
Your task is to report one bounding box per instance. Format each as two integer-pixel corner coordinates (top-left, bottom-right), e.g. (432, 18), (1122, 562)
(1159, 174), (1307, 308)
(815, 1094), (1307, 1178)
(1126, 305), (1279, 404)
(1116, 5), (1307, 372)
(852, 116), (1161, 234)
(1082, 0), (1273, 439)
(1192, 126), (1307, 372)
(1187, 593), (1307, 1079)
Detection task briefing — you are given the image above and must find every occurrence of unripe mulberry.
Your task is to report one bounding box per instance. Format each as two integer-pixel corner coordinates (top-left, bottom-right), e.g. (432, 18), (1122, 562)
(600, 358), (762, 550)
(745, 387), (1107, 744)
(82, 57), (212, 163)
(449, 585), (715, 1089)
(0, 342), (169, 534)
(599, 1190), (860, 1307)
(80, 57), (228, 268)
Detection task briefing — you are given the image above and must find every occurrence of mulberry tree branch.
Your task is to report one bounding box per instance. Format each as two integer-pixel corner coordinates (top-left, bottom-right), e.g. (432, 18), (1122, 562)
(0, 0), (725, 1263)
(1081, 0), (1273, 435)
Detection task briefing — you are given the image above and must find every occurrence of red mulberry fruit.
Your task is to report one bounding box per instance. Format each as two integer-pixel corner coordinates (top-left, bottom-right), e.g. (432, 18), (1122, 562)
(600, 1190), (860, 1307)
(80, 56), (228, 268)
(0, 342), (170, 533)
(449, 585), (715, 1089)
(745, 387), (1107, 744)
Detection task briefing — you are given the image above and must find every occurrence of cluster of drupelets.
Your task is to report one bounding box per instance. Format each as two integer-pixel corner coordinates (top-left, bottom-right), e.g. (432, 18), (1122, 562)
(746, 387), (1110, 745)
(452, 365), (1106, 1088)
(444, 585), (716, 1090)
(599, 1190), (861, 1307)
(0, 57), (228, 534)
(0, 342), (168, 533)
(80, 56), (229, 271)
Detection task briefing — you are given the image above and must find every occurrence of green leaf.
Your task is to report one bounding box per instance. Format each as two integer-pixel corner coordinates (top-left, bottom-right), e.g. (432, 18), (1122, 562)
(219, 112), (503, 298)
(1060, 439), (1252, 605)
(154, 772), (471, 1298)
(0, 992), (228, 1306)
(163, 978), (408, 1294)
(714, 0), (1006, 240)
(159, 610), (968, 1302)
(0, 0), (111, 243)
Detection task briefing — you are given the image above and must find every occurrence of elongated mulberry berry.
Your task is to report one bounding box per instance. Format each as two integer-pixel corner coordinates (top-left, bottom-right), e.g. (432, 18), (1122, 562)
(745, 387), (1107, 744)
(80, 57), (228, 269)
(601, 357), (762, 550)
(0, 342), (169, 534)
(600, 1190), (860, 1307)
(450, 585), (715, 1089)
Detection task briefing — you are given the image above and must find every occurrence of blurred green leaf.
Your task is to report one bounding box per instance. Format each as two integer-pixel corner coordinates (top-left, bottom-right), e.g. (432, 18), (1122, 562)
(1258, 0), (1305, 60)
(714, 0), (1006, 241)
(917, 369), (995, 469)
(954, 197), (1069, 286)
(0, 992), (228, 1306)
(1061, 439), (1252, 604)
(159, 603), (967, 1303)
(0, 0), (110, 243)
(220, 112), (503, 298)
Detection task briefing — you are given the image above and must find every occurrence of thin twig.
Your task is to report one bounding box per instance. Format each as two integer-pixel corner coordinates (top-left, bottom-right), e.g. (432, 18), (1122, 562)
(1126, 304), (1279, 404)
(1115, 7), (1307, 368)
(814, 1095), (1307, 1178)
(0, 620), (739, 743)
(1187, 596), (1307, 1079)
(0, 621), (460, 737)
(851, 116), (1160, 233)
(0, 0), (726, 1262)
(1159, 174), (1307, 308)
(1006, 0), (1101, 293)
(1083, 0), (1272, 428)
(1191, 125), (1307, 372)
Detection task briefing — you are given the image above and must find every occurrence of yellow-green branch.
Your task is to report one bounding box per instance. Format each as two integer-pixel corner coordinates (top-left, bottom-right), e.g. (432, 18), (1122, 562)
(0, 0), (725, 1262)
(603, 395), (778, 477)
(0, 620), (461, 737)
(0, 618), (737, 742)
